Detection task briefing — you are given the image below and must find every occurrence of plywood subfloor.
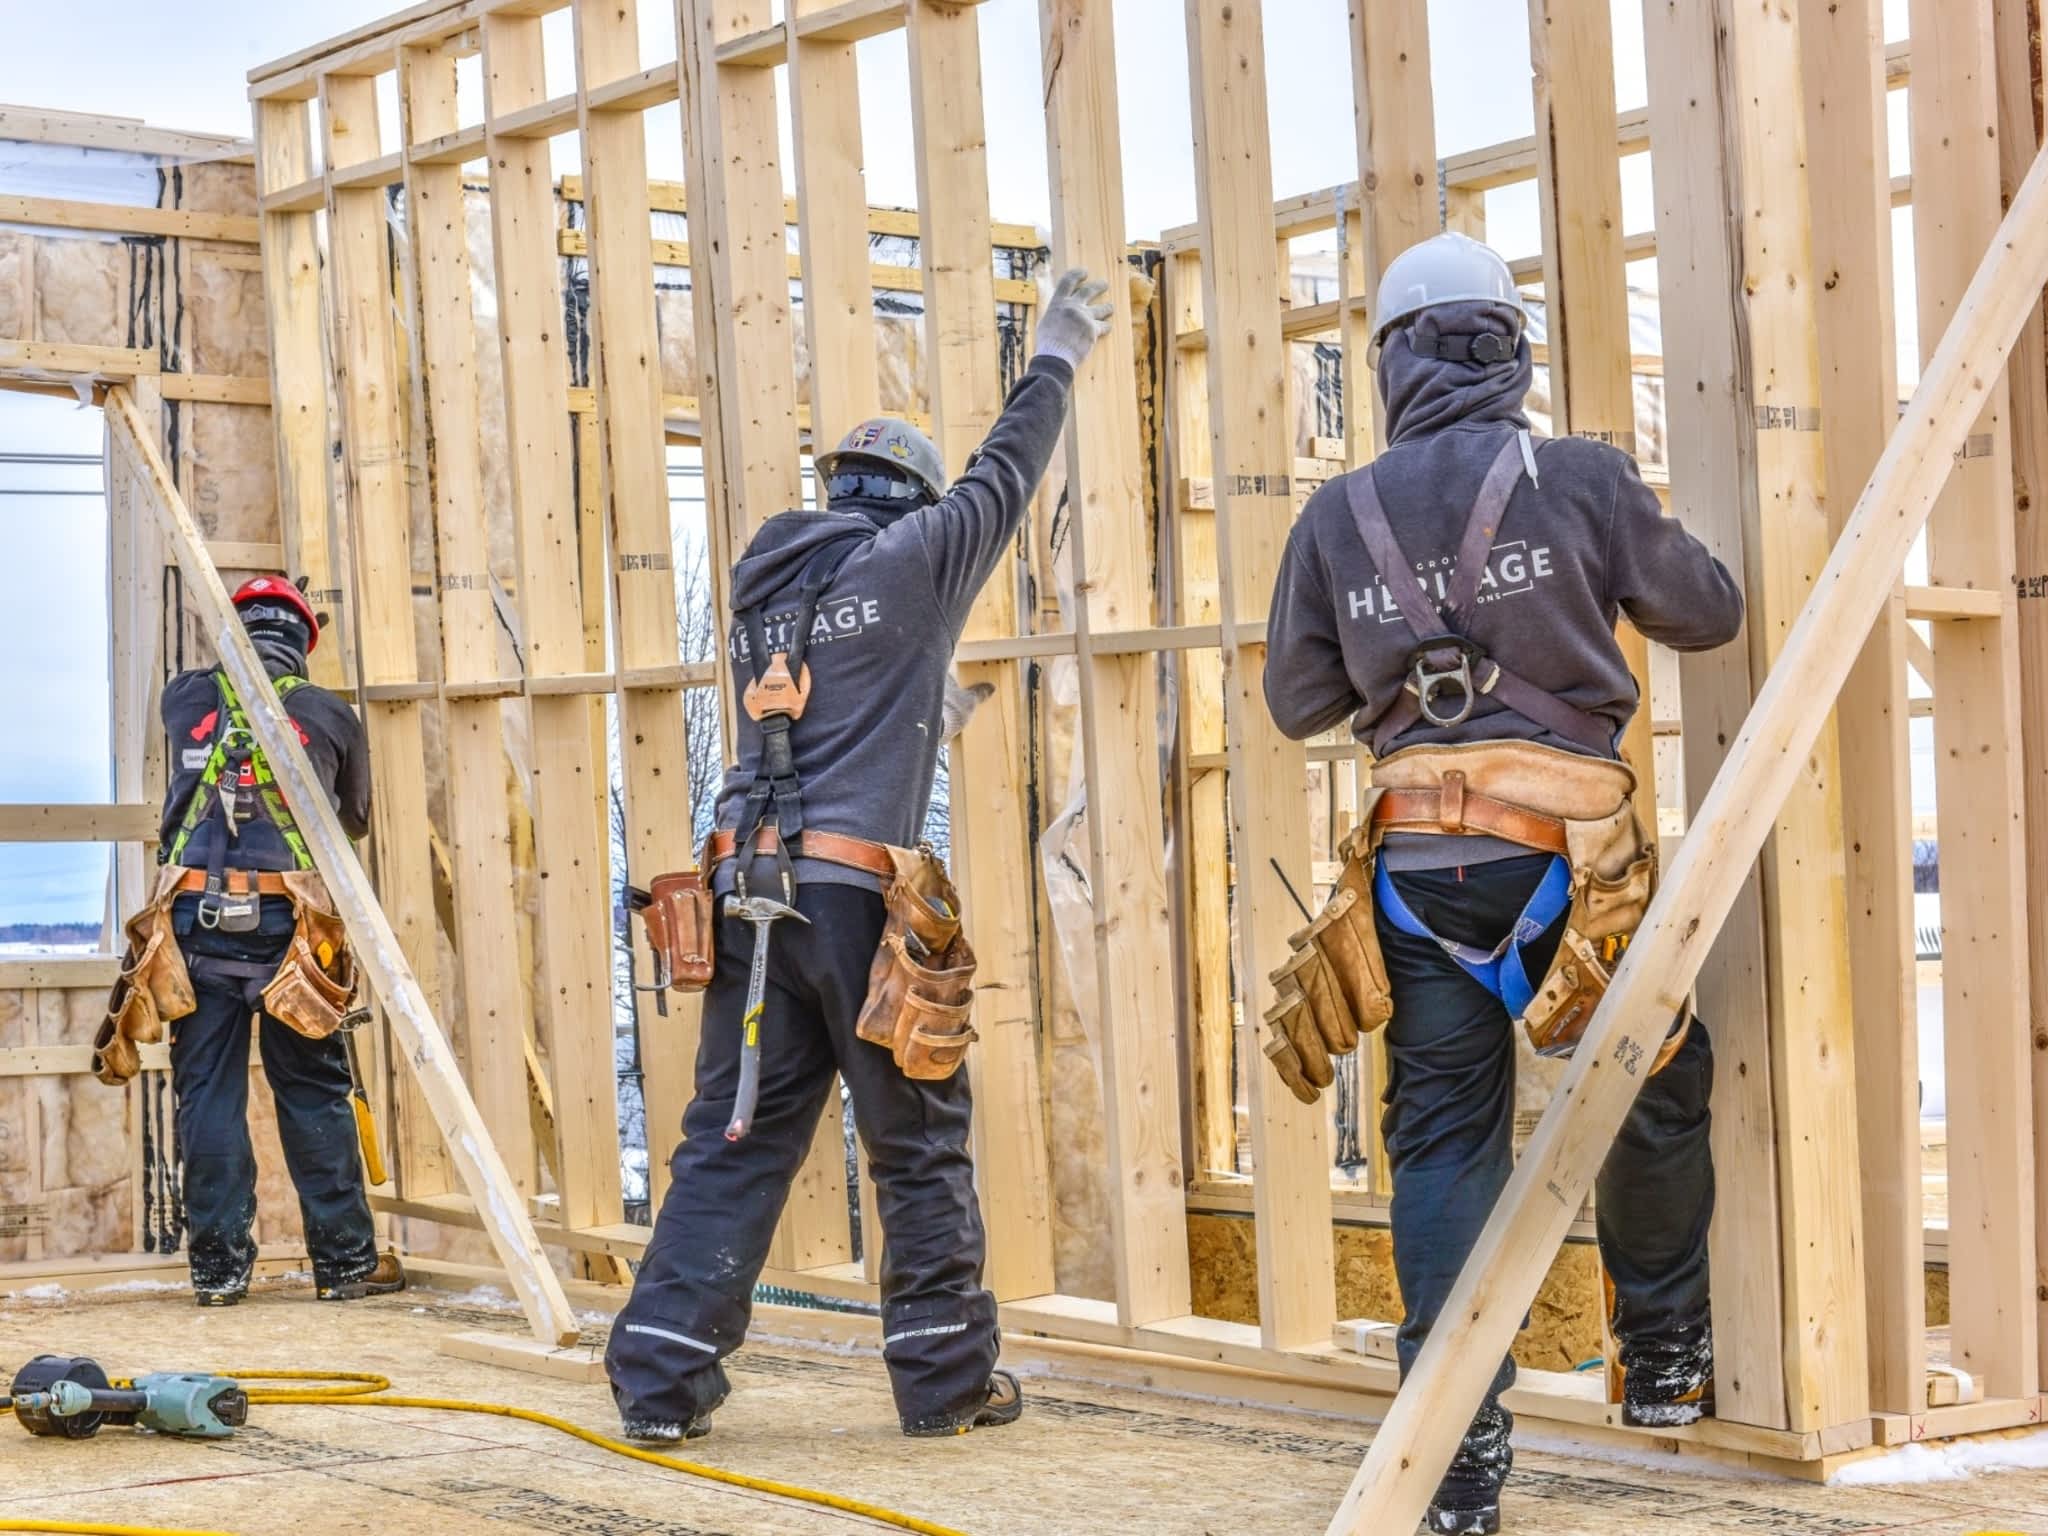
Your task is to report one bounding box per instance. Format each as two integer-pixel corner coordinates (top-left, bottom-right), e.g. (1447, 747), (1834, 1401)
(5, 1281), (2048, 1535)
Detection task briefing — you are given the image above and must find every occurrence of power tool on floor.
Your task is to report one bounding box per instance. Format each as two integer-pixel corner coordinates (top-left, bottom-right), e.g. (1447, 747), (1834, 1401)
(3, 1354), (248, 1439)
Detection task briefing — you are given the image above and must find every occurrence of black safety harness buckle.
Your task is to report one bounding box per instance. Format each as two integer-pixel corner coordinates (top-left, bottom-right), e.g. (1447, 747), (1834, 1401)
(1402, 637), (1500, 729)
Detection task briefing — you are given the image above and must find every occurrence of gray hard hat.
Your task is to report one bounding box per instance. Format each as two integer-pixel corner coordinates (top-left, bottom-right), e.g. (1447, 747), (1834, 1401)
(1372, 232), (1525, 349)
(815, 416), (946, 503)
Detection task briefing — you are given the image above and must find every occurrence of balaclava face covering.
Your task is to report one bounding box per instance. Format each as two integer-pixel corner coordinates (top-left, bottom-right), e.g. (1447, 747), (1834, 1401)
(1376, 298), (1534, 446)
(235, 600), (312, 681)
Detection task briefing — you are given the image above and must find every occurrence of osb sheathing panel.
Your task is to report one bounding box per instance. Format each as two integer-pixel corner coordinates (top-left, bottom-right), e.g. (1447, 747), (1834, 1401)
(15, 1287), (2048, 1535)
(1187, 1211), (1605, 1374)
(0, 988), (135, 1263)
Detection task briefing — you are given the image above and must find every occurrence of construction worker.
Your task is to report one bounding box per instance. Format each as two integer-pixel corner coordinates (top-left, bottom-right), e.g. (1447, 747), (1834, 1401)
(151, 577), (401, 1307)
(1261, 234), (1739, 1535)
(606, 268), (1114, 1442)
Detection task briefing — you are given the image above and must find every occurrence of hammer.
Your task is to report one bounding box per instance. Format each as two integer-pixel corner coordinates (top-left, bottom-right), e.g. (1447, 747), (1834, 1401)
(722, 892), (809, 1140)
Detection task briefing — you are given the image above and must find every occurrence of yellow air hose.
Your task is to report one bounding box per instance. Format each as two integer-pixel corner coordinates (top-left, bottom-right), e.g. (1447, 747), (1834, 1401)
(222, 1371), (971, 1536)
(0, 1526), (236, 1536)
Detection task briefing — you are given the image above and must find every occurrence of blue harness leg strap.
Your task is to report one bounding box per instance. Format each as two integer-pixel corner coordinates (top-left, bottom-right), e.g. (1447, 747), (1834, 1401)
(1373, 856), (1573, 1018)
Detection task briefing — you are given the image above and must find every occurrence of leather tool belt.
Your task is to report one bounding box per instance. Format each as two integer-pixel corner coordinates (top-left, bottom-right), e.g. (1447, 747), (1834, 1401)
(854, 843), (979, 1081)
(93, 866), (360, 1085)
(705, 827), (897, 882)
(1262, 740), (1686, 1107)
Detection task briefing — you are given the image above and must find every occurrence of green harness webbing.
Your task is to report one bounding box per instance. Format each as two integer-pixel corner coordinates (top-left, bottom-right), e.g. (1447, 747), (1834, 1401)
(166, 671), (314, 871)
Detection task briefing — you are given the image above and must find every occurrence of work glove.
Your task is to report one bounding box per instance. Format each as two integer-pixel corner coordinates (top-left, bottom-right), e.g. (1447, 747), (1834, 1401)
(1033, 267), (1115, 370)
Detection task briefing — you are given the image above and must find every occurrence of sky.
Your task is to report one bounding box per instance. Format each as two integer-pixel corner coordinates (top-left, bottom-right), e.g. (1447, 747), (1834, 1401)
(0, 0), (1922, 926)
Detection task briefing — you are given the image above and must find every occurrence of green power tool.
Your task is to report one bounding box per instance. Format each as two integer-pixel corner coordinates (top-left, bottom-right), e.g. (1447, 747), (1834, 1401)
(5, 1355), (248, 1439)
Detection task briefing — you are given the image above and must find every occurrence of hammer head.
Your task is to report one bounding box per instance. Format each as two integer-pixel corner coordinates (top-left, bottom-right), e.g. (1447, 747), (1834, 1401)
(723, 893), (809, 927)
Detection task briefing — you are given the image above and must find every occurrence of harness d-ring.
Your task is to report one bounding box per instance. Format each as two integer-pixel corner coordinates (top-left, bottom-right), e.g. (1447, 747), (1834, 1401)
(1404, 638), (1495, 728)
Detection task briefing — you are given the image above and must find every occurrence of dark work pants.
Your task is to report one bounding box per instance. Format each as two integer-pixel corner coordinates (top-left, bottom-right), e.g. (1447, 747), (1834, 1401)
(608, 882), (997, 1429)
(169, 893), (378, 1294)
(1379, 855), (1715, 1503)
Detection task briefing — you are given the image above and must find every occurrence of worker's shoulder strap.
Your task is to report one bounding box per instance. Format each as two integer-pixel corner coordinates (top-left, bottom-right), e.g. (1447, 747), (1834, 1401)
(735, 526), (873, 687)
(1348, 431), (1613, 757)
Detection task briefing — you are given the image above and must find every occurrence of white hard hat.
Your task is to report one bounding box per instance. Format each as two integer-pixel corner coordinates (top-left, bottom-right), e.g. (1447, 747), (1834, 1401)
(1373, 232), (1524, 348)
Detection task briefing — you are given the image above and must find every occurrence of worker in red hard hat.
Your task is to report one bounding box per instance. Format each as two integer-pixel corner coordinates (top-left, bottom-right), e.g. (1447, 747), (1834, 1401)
(99, 575), (400, 1306)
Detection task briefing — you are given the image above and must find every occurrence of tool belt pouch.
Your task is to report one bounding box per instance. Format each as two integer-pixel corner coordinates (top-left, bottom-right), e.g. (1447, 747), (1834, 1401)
(261, 871), (358, 1041)
(95, 870), (198, 1085)
(1521, 800), (1657, 1062)
(857, 845), (978, 1081)
(635, 871), (715, 992)
(1260, 823), (1394, 1106)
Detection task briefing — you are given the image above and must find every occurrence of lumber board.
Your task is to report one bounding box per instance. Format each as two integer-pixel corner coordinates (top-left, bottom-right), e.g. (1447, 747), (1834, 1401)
(1707, 0), (1869, 1433)
(438, 1330), (609, 1382)
(680, 0), (803, 547)
(765, 0), (880, 1273)
(1800, 0), (1923, 1416)
(482, 11), (624, 1232)
(1346, 0), (1435, 461)
(107, 384), (579, 1348)
(1039, 0), (1190, 1328)
(321, 73), (453, 1202)
(0, 105), (250, 161)
(1183, 0), (1332, 1352)
(1167, 249), (1236, 1186)
(400, 37), (534, 1193)
(1529, 0), (1658, 843)
(0, 195), (257, 245)
(1323, 126), (2048, 1536)
(573, 0), (703, 1218)
(0, 804), (155, 842)
(254, 100), (349, 691)
(908, 0), (1053, 1300)
(1994, 0), (2048, 1391)
(1908, 0), (2038, 1401)
(1642, 0), (1788, 1434)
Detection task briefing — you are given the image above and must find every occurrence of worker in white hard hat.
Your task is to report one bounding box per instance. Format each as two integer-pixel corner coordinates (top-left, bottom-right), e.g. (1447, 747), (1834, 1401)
(1259, 232), (1743, 1535)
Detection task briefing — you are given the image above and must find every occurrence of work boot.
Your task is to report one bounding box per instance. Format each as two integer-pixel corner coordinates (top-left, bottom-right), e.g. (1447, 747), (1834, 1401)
(192, 1256), (252, 1308)
(316, 1251), (407, 1302)
(620, 1414), (716, 1445)
(902, 1369), (1024, 1437)
(1422, 1399), (1509, 1536)
(1618, 1321), (1714, 1428)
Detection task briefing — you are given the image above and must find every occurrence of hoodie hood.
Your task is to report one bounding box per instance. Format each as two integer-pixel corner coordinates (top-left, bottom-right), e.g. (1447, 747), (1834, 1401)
(729, 509), (882, 612)
(1376, 298), (1532, 446)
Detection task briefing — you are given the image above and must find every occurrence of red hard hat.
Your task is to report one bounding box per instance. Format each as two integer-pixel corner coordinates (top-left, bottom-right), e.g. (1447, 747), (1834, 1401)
(231, 575), (320, 652)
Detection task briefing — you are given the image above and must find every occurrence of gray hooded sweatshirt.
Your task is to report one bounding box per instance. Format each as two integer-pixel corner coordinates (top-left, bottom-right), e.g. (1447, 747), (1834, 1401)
(1263, 300), (1743, 864)
(713, 355), (1074, 894)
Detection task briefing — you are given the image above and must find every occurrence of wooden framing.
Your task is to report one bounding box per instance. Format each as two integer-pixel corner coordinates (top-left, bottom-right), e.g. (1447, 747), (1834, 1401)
(106, 383), (579, 1347)
(1907, 0), (2039, 1401)
(908, 0), (1055, 1299)
(0, 0), (2016, 1510)
(397, 38), (534, 1190)
(1332, 128), (2048, 1534)
(319, 73), (452, 1198)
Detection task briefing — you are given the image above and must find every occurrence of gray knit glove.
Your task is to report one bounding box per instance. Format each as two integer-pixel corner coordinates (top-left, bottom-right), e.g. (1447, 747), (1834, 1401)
(1033, 267), (1114, 369)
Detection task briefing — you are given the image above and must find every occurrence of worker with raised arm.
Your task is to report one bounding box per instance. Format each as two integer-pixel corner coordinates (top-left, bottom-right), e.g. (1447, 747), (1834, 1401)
(608, 268), (1114, 1444)
(92, 576), (402, 1308)
(1259, 234), (1742, 1535)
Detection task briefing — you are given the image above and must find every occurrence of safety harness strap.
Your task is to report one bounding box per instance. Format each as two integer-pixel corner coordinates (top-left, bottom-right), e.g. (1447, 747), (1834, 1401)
(730, 530), (872, 896)
(1347, 432), (1614, 757)
(1373, 854), (1572, 1018)
(166, 672), (314, 870)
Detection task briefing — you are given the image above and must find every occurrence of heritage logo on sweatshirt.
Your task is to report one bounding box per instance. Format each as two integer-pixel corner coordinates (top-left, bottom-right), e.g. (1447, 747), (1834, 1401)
(1345, 540), (1557, 624)
(728, 595), (884, 662)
